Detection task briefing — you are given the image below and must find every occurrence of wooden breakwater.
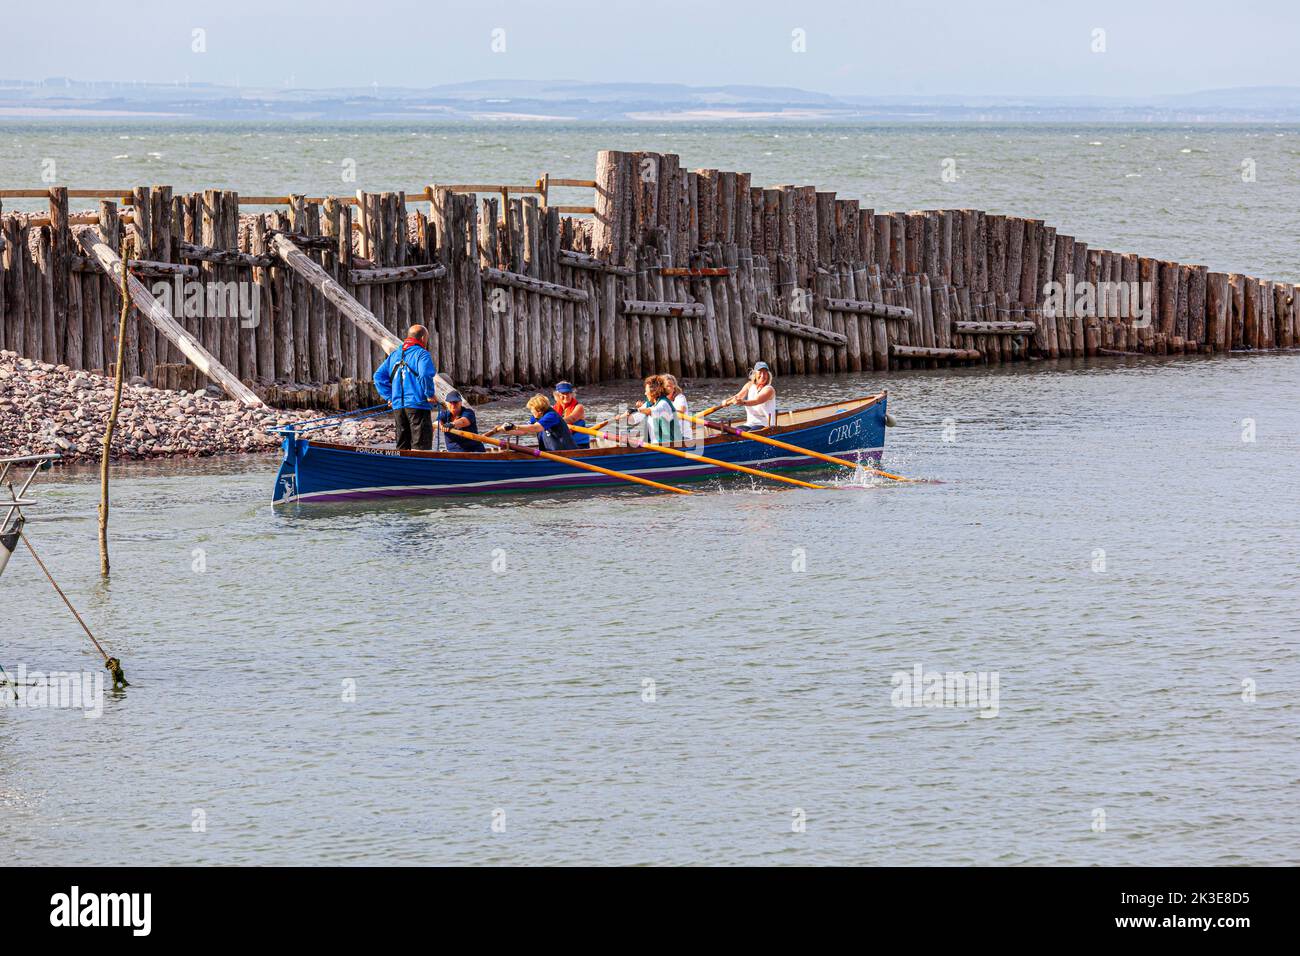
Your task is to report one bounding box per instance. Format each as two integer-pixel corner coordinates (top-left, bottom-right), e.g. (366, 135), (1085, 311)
(1, 152), (1296, 408)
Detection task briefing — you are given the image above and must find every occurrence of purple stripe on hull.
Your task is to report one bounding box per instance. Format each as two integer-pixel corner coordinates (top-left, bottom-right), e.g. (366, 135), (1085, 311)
(292, 449), (884, 503)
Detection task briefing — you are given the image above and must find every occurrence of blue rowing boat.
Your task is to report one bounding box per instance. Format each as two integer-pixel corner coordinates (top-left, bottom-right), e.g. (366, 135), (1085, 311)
(271, 392), (888, 504)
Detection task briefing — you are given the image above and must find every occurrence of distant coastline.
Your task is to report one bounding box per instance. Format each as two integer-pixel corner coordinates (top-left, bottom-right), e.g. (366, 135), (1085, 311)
(3, 78), (1299, 123)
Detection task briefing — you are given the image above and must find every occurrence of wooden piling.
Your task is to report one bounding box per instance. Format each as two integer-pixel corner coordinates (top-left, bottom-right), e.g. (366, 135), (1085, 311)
(2, 154), (1300, 405)
(1244, 276), (1261, 350)
(79, 222), (262, 405)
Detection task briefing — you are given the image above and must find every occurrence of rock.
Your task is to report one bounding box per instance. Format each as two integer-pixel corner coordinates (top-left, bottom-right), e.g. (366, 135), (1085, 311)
(0, 351), (394, 464)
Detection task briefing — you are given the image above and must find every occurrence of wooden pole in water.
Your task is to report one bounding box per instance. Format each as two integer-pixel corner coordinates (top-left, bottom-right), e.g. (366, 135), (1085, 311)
(98, 235), (132, 576)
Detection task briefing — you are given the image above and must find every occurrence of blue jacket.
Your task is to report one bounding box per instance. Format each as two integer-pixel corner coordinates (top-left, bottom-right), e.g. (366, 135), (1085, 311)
(374, 344), (437, 411)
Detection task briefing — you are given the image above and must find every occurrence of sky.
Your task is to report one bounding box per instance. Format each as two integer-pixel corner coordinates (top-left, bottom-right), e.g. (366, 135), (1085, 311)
(4, 0), (1298, 97)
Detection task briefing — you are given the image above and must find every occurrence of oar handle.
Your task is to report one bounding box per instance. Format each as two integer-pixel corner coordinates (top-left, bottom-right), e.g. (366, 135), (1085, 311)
(679, 411), (747, 438)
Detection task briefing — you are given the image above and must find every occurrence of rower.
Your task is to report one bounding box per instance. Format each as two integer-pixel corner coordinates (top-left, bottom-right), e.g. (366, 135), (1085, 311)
(721, 361), (776, 430)
(435, 391), (486, 452)
(662, 373), (692, 442)
(638, 375), (681, 445)
(486, 395), (578, 451)
(373, 324), (439, 450)
(552, 381), (590, 448)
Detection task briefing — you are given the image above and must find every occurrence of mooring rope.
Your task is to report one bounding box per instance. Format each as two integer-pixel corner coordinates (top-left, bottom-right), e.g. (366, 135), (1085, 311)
(290, 404), (389, 429)
(17, 530), (128, 688)
(291, 408), (393, 435)
(269, 403), (394, 437)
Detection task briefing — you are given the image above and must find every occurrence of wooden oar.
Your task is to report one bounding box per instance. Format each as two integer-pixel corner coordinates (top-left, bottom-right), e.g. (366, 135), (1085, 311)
(444, 427), (692, 495)
(570, 425), (829, 490)
(677, 411), (920, 483)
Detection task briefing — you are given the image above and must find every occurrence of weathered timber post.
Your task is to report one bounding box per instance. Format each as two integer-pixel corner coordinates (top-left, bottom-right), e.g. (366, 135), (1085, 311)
(49, 187), (73, 367)
(0, 199), (6, 354)
(77, 225), (263, 406)
(269, 231), (454, 401)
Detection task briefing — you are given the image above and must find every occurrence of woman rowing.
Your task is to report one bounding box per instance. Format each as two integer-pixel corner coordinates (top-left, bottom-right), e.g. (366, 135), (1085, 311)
(662, 373), (692, 442)
(634, 375), (681, 445)
(604, 373), (687, 443)
(551, 381), (590, 449)
(485, 394), (578, 451)
(721, 361), (776, 430)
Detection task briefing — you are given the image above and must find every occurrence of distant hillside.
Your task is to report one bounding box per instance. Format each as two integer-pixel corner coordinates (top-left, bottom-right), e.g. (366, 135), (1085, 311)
(1, 78), (1298, 122)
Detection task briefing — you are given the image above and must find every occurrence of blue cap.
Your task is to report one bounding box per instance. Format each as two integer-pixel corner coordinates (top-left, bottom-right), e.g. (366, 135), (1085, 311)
(753, 361), (770, 372)
(554, 381), (575, 394)
(445, 390), (463, 403)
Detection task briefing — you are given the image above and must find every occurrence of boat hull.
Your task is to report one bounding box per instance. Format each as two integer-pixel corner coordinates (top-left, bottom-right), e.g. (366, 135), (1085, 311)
(273, 394), (887, 504)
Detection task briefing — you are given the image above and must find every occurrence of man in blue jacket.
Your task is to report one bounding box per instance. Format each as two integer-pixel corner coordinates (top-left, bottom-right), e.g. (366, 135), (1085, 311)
(374, 324), (439, 450)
